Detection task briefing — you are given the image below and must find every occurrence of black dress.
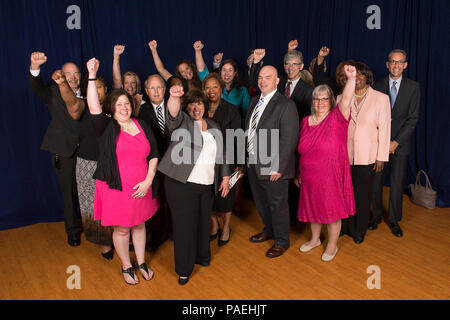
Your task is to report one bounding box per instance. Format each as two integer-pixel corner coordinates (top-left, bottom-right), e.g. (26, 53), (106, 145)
(206, 100), (242, 212)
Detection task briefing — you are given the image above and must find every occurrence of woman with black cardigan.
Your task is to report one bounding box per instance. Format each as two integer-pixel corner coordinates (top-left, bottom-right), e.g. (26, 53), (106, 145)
(86, 58), (160, 285)
(202, 73), (242, 247)
(158, 85), (230, 285)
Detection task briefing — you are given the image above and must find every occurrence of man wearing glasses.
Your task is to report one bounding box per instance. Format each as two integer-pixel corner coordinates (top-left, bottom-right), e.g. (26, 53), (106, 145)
(250, 44), (313, 122)
(370, 49), (421, 237)
(29, 52), (83, 246)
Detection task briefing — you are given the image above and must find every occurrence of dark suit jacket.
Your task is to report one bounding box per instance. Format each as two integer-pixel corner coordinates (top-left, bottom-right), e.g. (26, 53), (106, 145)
(249, 62), (313, 121)
(373, 77), (420, 156)
(29, 72), (80, 157)
(245, 91), (299, 180)
(139, 100), (170, 156)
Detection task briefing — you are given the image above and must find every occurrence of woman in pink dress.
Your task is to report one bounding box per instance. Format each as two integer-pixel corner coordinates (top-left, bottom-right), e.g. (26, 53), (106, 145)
(295, 65), (357, 262)
(86, 58), (159, 285)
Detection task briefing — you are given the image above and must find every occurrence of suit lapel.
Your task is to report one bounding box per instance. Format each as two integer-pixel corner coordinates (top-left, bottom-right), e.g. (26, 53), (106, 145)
(393, 77), (408, 111)
(246, 96), (259, 130)
(257, 92), (279, 129)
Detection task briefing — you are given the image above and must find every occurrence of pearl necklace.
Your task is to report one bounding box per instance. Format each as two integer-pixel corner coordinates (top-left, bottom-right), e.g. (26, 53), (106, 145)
(311, 111), (330, 125)
(354, 86), (369, 99)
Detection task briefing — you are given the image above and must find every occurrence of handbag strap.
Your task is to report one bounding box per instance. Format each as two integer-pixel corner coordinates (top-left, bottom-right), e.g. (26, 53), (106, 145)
(416, 170), (433, 190)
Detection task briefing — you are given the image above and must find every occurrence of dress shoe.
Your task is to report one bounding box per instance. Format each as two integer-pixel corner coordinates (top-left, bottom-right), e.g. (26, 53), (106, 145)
(368, 219), (381, 230)
(67, 234), (81, 247)
(195, 259), (210, 267)
(266, 245), (289, 258)
(101, 248), (114, 260)
(390, 223), (403, 237)
(210, 229), (220, 241)
(353, 236), (364, 244)
(250, 232), (272, 243)
(178, 276), (189, 285)
(321, 247), (338, 262)
(218, 228), (231, 247)
(299, 240), (321, 253)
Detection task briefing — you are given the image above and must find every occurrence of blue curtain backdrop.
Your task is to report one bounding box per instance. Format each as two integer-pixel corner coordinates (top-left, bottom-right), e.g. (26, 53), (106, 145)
(1, 0), (449, 230)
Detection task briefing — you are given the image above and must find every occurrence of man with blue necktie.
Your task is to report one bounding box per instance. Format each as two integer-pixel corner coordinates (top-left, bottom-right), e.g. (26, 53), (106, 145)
(370, 49), (421, 237)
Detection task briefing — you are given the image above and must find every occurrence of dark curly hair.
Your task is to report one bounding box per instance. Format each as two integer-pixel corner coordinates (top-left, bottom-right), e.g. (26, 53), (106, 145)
(182, 89), (209, 112)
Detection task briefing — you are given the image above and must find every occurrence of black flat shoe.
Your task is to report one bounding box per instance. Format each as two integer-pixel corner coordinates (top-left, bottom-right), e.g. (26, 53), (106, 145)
(101, 248), (114, 261)
(390, 223), (403, 237)
(68, 234), (81, 247)
(353, 236), (365, 244)
(178, 276), (189, 285)
(122, 267), (138, 285)
(138, 263), (154, 281)
(218, 228), (231, 247)
(368, 219), (381, 231)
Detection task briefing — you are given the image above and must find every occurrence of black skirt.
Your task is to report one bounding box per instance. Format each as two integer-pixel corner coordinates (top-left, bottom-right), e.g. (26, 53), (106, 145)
(212, 187), (235, 213)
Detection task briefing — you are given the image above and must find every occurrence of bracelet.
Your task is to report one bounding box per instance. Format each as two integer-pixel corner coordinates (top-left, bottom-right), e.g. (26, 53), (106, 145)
(88, 78), (97, 81)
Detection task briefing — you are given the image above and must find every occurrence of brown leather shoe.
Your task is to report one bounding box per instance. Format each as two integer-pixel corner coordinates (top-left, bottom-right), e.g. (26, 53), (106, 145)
(266, 245), (289, 258)
(249, 232), (272, 243)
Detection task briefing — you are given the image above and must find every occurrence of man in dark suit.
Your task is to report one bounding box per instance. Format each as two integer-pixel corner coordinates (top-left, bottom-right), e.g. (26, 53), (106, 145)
(246, 65), (299, 258)
(250, 48), (313, 224)
(370, 49), (420, 237)
(28, 52), (82, 246)
(139, 74), (171, 251)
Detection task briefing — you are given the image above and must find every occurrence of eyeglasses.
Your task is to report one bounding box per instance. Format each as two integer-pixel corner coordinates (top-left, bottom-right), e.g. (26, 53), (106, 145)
(388, 60), (406, 65)
(64, 72), (80, 77)
(313, 97), (329, 102)
(284, 62), (302, 68)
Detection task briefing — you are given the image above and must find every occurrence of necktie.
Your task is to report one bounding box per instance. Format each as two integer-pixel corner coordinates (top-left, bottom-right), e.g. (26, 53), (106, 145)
(247, 96), (265, 154)
(157, 105), (165, 134)
(285, 81), (292, 98)
(390, 81), (398, 109)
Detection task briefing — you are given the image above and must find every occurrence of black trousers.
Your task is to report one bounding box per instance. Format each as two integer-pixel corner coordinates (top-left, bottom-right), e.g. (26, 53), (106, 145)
(372, 154), (408, 224)
(52, 154), (81, 236)
(247, 165), (290, 247)
(342, 164), (375, 239)
(165, 176), (214, 277)
(145, 172), (170, 251)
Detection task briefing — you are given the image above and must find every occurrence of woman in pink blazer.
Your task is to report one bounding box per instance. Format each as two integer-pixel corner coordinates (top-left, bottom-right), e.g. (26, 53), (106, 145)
(337, 62), (391, 244)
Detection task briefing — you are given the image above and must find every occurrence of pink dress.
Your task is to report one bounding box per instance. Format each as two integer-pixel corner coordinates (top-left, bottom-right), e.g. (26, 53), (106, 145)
(94, 119), (159, 227)
(297, 107), (355, 224)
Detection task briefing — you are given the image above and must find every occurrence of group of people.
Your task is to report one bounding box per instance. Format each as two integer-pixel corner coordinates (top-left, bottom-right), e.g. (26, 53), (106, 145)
(28, 39), (420, 285)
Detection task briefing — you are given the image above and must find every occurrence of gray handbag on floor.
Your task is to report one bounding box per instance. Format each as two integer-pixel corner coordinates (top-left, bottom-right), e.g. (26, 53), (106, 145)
(410, 170), (437, 209)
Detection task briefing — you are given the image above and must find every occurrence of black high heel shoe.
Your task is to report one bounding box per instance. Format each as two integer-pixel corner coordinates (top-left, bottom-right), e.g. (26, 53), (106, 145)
(218, 228), (231, 247)
(101, 248), (114, 261)
(210, 229), (220, 241)
(178, 276), (189, 285)
(138, 263), (154, 281)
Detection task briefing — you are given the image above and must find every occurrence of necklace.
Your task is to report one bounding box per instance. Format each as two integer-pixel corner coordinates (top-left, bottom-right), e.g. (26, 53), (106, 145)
(311, 111), (330, 125)
(354, 86), (369, 99)
(352, 89), (370, 122)
(120, 119), (134, 132)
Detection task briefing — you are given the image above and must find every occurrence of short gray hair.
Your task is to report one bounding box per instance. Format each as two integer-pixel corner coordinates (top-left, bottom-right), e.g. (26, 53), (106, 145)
(284, 50), (304, 65)
(311, 84), (335, 115)
(388, 49), (407, 62)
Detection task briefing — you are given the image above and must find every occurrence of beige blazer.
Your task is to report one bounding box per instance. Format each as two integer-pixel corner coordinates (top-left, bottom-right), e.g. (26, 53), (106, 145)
(337, 87), (391, 165)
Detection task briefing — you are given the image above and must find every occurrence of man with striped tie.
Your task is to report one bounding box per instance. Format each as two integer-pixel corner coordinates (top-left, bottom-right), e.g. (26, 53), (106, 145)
(139, 74), (171, 251)
(370, 49), (420, 237)
(246, 66), (299, 258)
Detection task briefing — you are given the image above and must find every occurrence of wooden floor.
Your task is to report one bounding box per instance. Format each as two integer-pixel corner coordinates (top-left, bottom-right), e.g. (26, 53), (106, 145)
(1, 187), (449, 300)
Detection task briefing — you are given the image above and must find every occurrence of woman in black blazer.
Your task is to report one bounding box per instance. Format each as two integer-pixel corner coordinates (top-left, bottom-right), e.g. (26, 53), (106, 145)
(158, 85), (230, 285)
(202, 73), (242, 247)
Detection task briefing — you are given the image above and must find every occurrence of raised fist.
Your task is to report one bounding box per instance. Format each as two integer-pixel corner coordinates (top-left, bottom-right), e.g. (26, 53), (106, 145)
(193, 41), (204, 51)
(114, 45), (125, 57)
(318, 46), (330, 57)
(30, 52), (47, 70)
(134, 93), (143, 106)
(214, 52), (223, 64)
(51, 70), (66, 85)
(288, 40), (298, 51)
(253, 49), (266, 64)
(343, 65), (356, 79)
(86, 57), (100, 76)
(148, 40), (157, 51)
(170, 84), (184, 98)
